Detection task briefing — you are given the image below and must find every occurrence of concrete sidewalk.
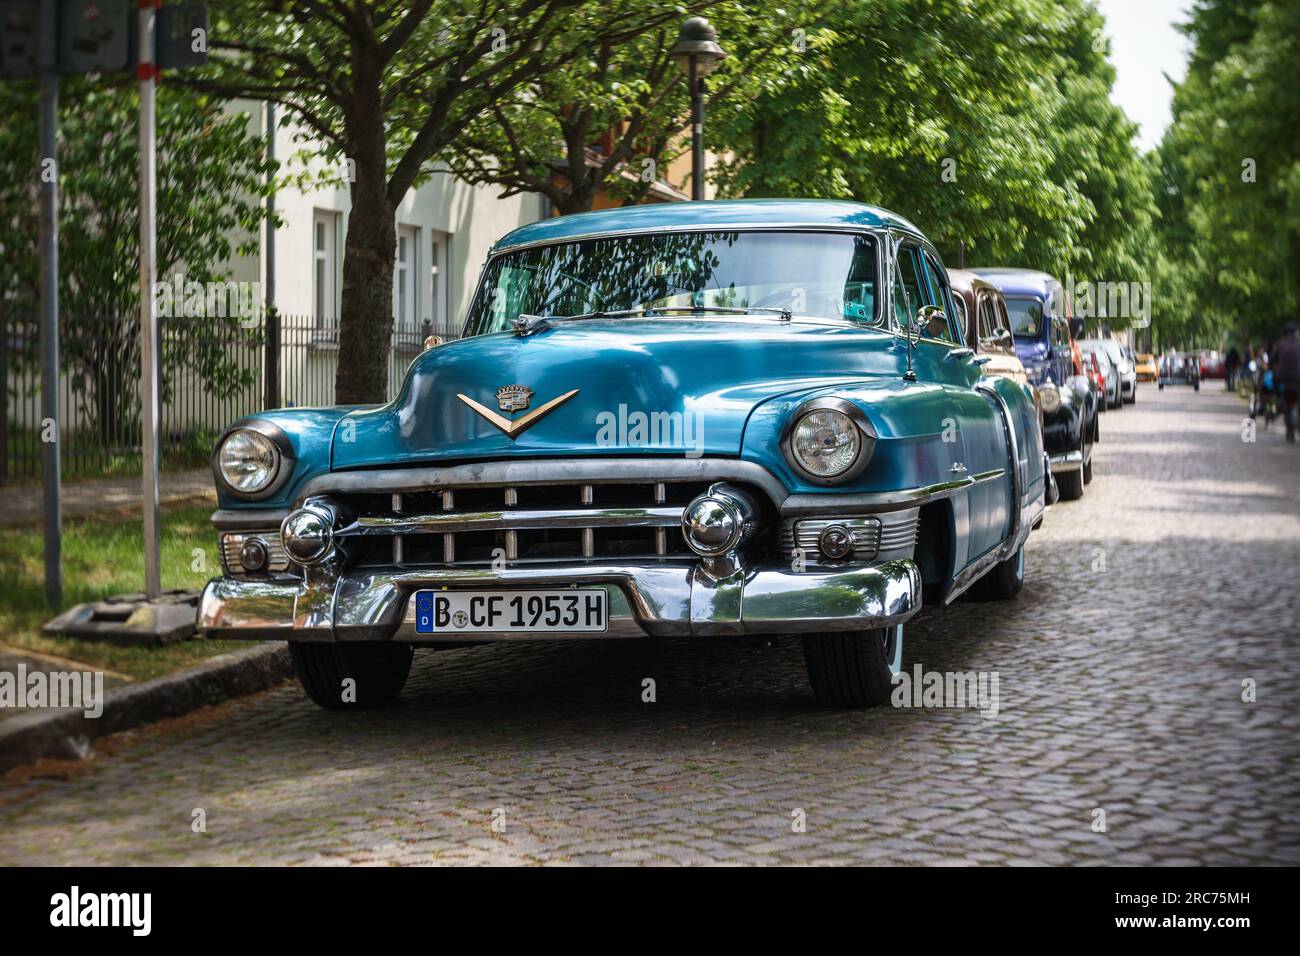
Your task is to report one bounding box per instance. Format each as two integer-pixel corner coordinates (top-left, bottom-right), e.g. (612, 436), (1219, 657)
(0, 469), (214, 528)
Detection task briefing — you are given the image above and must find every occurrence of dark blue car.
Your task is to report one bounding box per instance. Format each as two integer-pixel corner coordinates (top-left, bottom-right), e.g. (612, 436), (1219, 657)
(970, 268), (1097, 500)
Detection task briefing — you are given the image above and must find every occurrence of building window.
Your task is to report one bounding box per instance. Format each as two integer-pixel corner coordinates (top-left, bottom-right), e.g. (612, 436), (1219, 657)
(395, 225), (418, 333)
(312, 210), (337, 330)
(430, 231), (449, 335)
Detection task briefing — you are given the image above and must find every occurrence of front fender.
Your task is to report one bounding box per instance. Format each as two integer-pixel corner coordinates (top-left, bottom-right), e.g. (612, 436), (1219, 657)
(214, 406), (368, 511)
(740, 379), (971, 496)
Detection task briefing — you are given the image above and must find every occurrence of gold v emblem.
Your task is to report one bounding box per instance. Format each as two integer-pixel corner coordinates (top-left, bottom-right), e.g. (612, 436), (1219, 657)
(457, 389), (579, 439)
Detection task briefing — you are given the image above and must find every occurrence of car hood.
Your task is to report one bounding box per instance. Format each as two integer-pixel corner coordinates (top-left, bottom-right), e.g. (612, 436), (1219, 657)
(331, 318), (901, 469)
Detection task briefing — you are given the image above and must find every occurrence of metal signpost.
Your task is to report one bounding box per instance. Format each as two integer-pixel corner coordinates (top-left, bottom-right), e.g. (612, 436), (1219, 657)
(38, 1), (61, 609)
(139, 0), (162, 598)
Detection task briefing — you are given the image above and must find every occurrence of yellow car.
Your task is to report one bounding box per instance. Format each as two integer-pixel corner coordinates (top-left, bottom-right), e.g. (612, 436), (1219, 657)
(1134, 352), (1159, 382)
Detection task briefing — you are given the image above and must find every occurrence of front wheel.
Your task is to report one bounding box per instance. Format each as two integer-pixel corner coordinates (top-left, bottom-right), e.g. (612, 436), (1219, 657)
(290, 642), (414, 710)
(803, 625), (903, 708)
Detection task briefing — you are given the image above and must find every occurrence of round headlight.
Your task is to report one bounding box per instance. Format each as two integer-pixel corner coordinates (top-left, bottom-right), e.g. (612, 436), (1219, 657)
(1038, 383), (1061, 414)
(790, 408), (862, 479)
(218, 428), (280, 494)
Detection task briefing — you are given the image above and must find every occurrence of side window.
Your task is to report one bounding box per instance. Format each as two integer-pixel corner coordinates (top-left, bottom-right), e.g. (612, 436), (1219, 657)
(952, 295), (973, 348)
(920, 253), (956, 342)
(893, 245), (926, 327)
(993, 295), (1012, 341)
(977, 294), (998, 347)
(1052, 317), (1069, 349)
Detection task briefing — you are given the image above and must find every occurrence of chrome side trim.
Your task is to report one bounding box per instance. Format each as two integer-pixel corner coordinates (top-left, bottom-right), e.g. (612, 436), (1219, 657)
(945, 546), (1004, 604)
(780, 470), (1003, 516)
(975, 380), (1022, 562)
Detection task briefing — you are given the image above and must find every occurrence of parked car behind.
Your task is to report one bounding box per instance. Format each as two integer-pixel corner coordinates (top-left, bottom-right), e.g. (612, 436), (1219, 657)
(1199, 350), (1225, 380)
(1134, 352), (1159, 382)
(200, 200), (1049, 710)
(949, 268), (1057, 518)
(970, 268), (1098, 501)
(1079, 340), (1122, 410)
(1081, 338), (1135, 406)
(1086, 348), (1118, 413)
(1159, 350), (1201, 390)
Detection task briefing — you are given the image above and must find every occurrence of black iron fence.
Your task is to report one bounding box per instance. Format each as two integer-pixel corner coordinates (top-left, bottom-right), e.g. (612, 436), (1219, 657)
(1, 308), (461, 484)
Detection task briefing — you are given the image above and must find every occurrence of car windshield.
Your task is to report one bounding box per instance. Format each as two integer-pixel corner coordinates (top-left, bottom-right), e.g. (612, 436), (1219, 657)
(1004, 297), (1043, 338)
(464, 230), (880, 335)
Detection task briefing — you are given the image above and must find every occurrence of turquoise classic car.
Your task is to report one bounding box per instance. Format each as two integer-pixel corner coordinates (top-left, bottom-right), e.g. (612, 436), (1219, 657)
(200, 200), (1047, 709)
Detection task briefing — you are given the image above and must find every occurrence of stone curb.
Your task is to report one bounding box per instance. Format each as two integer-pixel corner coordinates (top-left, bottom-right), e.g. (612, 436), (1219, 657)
(0, 643), (292, 773)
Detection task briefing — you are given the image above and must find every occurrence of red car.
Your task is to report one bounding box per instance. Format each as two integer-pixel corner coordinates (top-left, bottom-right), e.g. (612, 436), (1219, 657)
(1199, 351), (1225, 379)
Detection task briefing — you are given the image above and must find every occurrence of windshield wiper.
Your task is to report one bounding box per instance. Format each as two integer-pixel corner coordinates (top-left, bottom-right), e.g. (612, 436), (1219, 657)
(511, 304), (792, 336)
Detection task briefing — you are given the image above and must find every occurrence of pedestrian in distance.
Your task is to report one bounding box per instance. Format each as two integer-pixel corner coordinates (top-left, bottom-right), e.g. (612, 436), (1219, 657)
(1273, 324), (1300, 443)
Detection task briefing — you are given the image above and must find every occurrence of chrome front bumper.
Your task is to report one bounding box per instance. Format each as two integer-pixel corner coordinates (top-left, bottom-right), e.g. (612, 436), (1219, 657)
(1047, 449), (1084, 474)
(198, 559), (922, 642)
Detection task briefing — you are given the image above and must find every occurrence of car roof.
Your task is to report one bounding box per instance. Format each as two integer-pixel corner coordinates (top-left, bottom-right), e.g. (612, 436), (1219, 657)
(493, 199), (927, 252)
(967, 267), (1060, 299)
(947, 268), (1002, 309)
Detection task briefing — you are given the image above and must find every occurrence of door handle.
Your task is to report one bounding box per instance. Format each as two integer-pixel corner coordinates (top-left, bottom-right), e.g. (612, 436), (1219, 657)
(945, 347), (975, 362)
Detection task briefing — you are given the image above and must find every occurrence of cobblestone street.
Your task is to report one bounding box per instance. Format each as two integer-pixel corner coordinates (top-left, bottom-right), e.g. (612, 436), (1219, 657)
(2, 385), (1297, 865)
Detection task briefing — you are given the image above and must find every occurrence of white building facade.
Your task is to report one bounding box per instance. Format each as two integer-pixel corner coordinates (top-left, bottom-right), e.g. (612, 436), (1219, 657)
(227, 102), (548, 406)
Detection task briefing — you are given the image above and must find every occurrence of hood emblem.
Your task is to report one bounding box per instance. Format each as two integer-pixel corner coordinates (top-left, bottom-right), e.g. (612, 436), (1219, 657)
(458, 388), (579, 439)
(496, 384), (533, 412)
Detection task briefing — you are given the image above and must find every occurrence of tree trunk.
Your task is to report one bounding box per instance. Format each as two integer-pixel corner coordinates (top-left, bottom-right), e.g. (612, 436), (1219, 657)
(335, 184), (395, 404)
(555, 189), (596, 216)
(335, 60), (395, 406)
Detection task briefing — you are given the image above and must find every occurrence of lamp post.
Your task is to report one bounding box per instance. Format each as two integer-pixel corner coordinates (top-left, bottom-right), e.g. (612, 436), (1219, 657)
(670, 17), (726, 201)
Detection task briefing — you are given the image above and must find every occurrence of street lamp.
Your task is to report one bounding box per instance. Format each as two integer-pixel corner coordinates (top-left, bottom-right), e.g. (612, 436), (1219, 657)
(670, 16), (726, 201)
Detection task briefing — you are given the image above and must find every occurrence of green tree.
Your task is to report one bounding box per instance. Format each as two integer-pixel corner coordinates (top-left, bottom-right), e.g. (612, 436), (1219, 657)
(711, 0), (1159, 331)
(195, 0), (688, 403)
(444, 2), (804, 215)
(1154, 0), (1299, 346)
(0, 79), (271, 449)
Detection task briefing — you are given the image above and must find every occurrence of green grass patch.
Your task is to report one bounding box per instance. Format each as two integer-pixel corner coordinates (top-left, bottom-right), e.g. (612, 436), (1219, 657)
(0, 504), (247, 681)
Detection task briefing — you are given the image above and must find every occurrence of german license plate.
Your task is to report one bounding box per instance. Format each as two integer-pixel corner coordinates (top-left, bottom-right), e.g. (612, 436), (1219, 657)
(413, 589), (608, 634)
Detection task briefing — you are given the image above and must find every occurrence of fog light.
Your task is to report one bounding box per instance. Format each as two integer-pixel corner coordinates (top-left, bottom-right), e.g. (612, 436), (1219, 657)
(239, 536), (270, 573)
(280, 502), (336, 566)
(681, 483), (761, 557)
(817, 524), (854, 559)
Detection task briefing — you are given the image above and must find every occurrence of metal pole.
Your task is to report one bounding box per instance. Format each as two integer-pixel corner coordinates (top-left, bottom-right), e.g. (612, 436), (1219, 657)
(38, 0), (62, 610)
(139, 0), (161, 598)
(690, 57), (702, 201)
(264, 101), (279, 409)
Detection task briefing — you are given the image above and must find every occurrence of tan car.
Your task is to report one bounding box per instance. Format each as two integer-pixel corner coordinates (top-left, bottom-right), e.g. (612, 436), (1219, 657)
(1134, 352), (1159, 382)
(948, 269), (1029, 387)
